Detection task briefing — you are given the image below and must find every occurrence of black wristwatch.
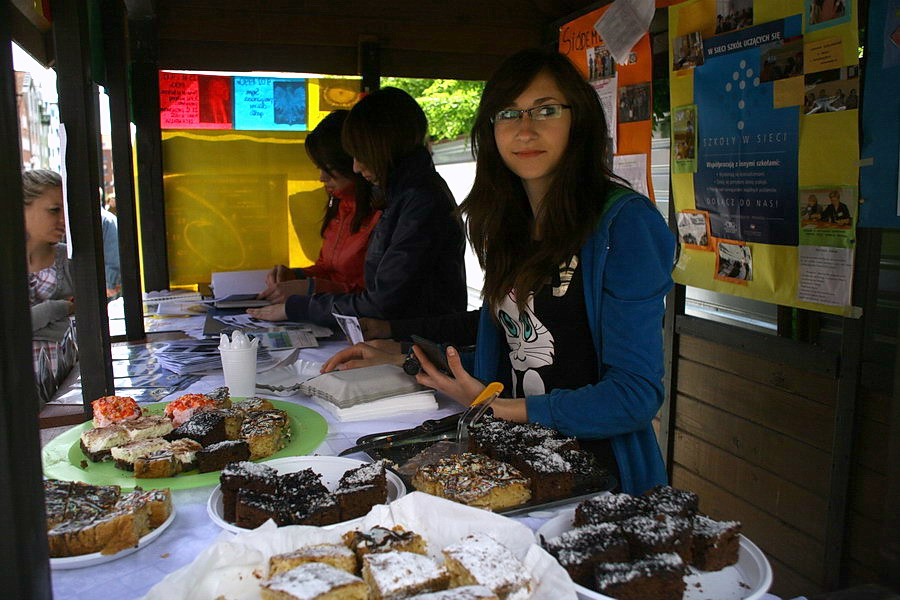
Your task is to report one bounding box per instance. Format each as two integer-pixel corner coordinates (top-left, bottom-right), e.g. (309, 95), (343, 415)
(402, 345), (421, 376)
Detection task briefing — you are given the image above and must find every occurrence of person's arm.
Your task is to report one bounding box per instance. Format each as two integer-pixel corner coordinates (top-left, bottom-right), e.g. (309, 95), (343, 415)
(524, 199), (675, 439)
(101, 213), (121, 290)
(286, 183), (456, 324)
(388, 309), (480, 346)
(31, 300), (73, 332)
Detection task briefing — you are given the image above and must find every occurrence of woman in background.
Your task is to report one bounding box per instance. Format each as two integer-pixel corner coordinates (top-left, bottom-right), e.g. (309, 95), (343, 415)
(250, 87), (467, 326)
(259, 110), (380, 302)
(24, 169), (75, 372)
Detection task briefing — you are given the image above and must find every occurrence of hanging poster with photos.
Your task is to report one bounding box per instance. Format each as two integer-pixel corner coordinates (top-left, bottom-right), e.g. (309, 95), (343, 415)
(559, 3), (655, 201)
(669, 0), (861, 316)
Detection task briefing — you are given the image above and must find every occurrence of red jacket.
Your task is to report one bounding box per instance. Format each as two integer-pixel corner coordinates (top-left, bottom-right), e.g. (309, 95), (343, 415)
(302, 187), (380, 293)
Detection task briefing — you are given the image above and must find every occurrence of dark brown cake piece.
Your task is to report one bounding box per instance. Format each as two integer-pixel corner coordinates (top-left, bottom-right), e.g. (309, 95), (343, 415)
(205, 386), (231, 408)
(560, 448), (608, 493)
(196, 440), (251, 473)
(235, 489), (280, 529)
(333, 460), (388, 521)
(275, 492), (341, 527)
(44, 479), (73, 528)
(64, 481), (122, 522)
(343, 525), (428, 558)
(165, 410), (228, 446)
(575, 493), (649, 527)
(643, 485), (700, 519)
(220, 461), (279, 522)
(594, 553), (687, 600)
(619, 514), (693, 563)
(541, 522), (629, 587)
(512, 445), (575, 503)
(278, 468), (330, 498)
(468, 417), (578, 458)
(690, 514), (741, 571)
(168, 438), (203, 471)
(204, 407), (244, 440)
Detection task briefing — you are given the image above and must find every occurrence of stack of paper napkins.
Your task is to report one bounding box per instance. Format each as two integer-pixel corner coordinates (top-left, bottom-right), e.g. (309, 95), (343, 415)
(300, 364), (437, 421)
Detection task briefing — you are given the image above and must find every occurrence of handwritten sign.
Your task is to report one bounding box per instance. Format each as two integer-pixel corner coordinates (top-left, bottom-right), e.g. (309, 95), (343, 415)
(234, 77), (308, 131)
(160, 72), (233, 129)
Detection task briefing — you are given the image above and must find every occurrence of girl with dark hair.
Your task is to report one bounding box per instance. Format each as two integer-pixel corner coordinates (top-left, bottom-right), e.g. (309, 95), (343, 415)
(250, 88), (467, 325)
(259, 110), (380, 301)
(324, 50), (674, 494)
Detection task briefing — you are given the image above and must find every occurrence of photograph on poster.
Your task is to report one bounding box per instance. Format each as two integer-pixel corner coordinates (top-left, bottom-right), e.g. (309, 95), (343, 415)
(672, 104), (697, 173)
(803, 77), (859, 113)
(591, 76), (618, 154)
(673, 31), (705, 70)
(319, 79), (361, 110)
(676, 211), (712, 249)
(715, 0), (753, 35)
(800, 187), (854, 228)
(618, 82), (651, 123)
(273, 81), (307, 126)
(760, 37), (804, 82)
(715, 241), (753, 282)
(587, 44), (616, 80)
(807, 0), (849, 28)
(198, 76), (233, 124)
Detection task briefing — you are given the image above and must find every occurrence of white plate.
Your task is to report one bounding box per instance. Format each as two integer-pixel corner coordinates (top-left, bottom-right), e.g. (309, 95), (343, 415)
(207, 456), (407, 533)
(535, 506), (773, 600)
(50, 506), (176, 570)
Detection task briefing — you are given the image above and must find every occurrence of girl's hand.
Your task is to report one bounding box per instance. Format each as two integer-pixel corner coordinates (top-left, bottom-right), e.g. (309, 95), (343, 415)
(258, 280), (308, 303)
(321, 342), (404, 372)
(246, 303), (287, 322)
(412, 345), (486, 406)
(265, 264), (295, 286)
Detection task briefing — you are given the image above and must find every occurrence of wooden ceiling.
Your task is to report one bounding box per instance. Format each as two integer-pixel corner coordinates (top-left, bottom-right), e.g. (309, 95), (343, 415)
(151, 0), (606, 80)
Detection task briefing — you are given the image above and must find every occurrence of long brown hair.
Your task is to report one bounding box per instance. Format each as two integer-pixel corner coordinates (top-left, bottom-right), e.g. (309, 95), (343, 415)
(305, 110), (376, 235)
(460, 48), (621, 311)
(341, 87), (428, 190)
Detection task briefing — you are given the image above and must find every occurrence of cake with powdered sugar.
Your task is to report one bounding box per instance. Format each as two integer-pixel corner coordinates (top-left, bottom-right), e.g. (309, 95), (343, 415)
(362, 550), (449, 599)
(690, 514), (741, 571)
(333, 460), (388, 520)
(619, 513), (693, 563)
(442, 533), (534, 600)
(643, 485), (699, 519)
(342, 525), (427, 558)
(541, 521), (629, 587)
(268, 543), (358, 577)
(220, 461), (279, 522)
(205, 385), (231, 409)
(574, 493), (649, 527)
(165, 410), (228, 447)
(196, 439), (250, 473)
(260, 561), (368, 600)
(407, 586), (500, 600)
(594, 552), (687, 600)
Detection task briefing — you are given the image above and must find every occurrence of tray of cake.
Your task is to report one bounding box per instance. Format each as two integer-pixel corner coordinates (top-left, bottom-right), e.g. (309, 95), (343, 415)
(366, 416), (616, 514)
(536, 486), (772, 600)
(41, 389), (328, 490)
(206, 456), (407, 532)
(44, 479), (174, 568)
(142, 491), (577, 600)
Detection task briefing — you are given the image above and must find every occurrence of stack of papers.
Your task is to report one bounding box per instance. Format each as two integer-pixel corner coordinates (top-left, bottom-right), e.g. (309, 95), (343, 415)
(155, 339), (273, 375)
(309, 391), (438, 422)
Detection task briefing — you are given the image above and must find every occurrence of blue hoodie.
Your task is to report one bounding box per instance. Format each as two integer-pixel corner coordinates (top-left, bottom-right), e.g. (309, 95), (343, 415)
(473, 190), (675, 495)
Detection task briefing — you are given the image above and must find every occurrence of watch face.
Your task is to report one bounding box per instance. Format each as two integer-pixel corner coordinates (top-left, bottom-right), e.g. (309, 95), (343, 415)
(402, 355), (421, 376)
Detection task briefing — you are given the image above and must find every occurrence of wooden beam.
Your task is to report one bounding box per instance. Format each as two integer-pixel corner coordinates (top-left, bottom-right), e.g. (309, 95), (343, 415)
(52, 0), (116, 415)
(101, 0), (146, 340)
(0, 5), (53, 597)
(10, 2), (53, 67)
(130, 15), (170, 291)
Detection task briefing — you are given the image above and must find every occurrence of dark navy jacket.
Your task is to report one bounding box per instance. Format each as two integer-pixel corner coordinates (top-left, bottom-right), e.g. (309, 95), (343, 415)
(286, 146), (467, 326)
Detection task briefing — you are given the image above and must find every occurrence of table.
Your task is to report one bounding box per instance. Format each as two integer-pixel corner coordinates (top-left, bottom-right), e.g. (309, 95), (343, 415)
(47, 341), (789, 600)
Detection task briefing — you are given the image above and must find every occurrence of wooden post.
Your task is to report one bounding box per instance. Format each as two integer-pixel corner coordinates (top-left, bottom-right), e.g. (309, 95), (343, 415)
(100, 0), (145, 340)
(358, 36), (380, 93)
(660, 184), (684, 474)
(0, 5), (53, 597)
(130, 14), (169, 292)
(52, 0), (115, 416)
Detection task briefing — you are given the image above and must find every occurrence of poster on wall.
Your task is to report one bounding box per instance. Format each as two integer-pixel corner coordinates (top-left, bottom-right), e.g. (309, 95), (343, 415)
(160, 72), (233, 129)
(233, 77), (308, 131)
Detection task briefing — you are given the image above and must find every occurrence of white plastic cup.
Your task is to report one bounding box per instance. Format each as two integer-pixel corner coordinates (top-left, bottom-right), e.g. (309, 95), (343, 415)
(219, 345), (258, 398)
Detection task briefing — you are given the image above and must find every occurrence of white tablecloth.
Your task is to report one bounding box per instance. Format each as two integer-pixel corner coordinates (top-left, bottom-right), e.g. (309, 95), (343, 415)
(49, 341), (789, 600)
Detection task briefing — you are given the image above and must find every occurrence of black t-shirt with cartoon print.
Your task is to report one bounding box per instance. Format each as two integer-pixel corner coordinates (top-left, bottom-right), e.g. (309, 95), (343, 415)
(495, 256), (618, 482)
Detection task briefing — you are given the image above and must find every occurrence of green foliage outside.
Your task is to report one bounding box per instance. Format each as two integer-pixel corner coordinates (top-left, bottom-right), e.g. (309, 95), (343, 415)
(381, 77), (485, 143)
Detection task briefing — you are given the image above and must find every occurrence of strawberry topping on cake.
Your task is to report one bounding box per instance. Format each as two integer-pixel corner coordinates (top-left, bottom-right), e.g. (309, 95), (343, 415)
(164, 393), (216, 426)
(91, 396), (141, 428)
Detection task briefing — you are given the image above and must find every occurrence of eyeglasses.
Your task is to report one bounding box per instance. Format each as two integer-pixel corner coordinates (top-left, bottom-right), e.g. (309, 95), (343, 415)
(491, 103), (572, 125)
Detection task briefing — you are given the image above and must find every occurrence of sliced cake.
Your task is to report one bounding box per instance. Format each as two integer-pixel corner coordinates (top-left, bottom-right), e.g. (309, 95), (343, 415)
(442, 533), (533, 600)
(343, 525), (427, 558)
(260, 562), (368, 600)
(196, 440), (250, 473)
(412, 453), (531, 510)
(268, 543), (357, 577)
(110, 437), (171, 471)
(79, 424), (129, 462)
(333, 460), (388, 521)
(690, 514), (741, 571)
(593, 553), (687, 600)
(574, 493), (649, 527)
(541, 522), (629, 587)
(362, 551), (449, 599)
(165, 410), (228, 447)
(91, 395), (141, 428)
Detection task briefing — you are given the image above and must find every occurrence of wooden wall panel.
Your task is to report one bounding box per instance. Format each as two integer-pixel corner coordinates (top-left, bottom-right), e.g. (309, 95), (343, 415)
(677, 358), (835, 450)
(857, 386), (891, 426)
(767, 555), (825, 599)
(679, 335), (837, 404)
(847, 465), (886, 521)
(845, 512), (882, 579)
(675, 394), (832, 497)
(853, 416), (889, 474)
(673, 466), (826, 585)
(674, 430), (827, 540)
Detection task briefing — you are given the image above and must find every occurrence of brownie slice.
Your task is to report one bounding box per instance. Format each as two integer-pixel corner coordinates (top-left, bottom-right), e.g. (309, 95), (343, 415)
(574, 493), (649, 527)
(275, 493), (341, 527)
(220, 461), (278, 523)
(513, 445), (575, 503)
(235, 489), (280, 529)
(594, 553), (687, 600)
(644, 485), (700, 519)
(44, 479), (73, 528)
(196, 440), (251, 473)
(560, 449), (608, 493)
(165, 411), (227, 446)
(278, 468), (330, 498)
(204, 407), (244, 440)
(619, 514), (693, 563)
(205, 386), (231, 408)
(690, 514), (741, 571)
(333, 460), (388, 521)
(541, 522), (629, 587)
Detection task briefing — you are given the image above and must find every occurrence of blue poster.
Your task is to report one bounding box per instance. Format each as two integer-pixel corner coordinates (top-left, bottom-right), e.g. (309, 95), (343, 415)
(233, 77), (308, 131)
(694, 16), (801, 246)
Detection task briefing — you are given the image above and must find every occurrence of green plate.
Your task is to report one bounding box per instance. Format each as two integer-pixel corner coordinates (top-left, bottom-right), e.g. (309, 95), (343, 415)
(42, 400), (328, 490)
